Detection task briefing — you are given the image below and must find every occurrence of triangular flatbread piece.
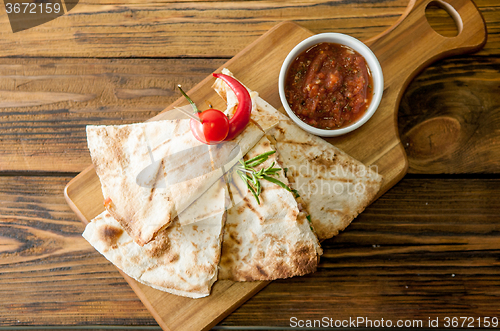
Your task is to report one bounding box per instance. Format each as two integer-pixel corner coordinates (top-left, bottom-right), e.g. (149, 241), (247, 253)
(82, 179), (228, 298)
(213, 70), (382, 241)
(269, 117), (383, 240)
(219, 137), (322, 281)
(87, 118), (263, 246)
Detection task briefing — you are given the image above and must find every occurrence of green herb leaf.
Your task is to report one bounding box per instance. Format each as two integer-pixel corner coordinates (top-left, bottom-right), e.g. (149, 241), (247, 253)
(246, 157), (268, 169)
(245, 150), (276, 165)
(248, 184), (260, 205)
(261, 175), (291, 192)
(235, 151), (292, 204)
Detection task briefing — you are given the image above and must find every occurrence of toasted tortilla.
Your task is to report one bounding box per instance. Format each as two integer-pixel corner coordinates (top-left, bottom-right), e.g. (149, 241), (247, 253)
(269, 118), (383, 240)
(218, 136), (322, 281)
(251, 103), (383, 241)
(82, 179), (228, 299)
(87, 119), (263, 246)
(213, 70), (382, 241)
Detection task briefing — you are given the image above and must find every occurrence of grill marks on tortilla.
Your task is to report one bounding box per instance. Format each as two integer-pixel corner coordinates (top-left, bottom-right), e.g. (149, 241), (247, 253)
(87, 119), (239, 247)
(214, 68), (380, 241)
(82, 179), (227, 299)
(106, 209), (139, 246)
(92, 127), (131, 185)
(148, 159), (164, 202)
(268, 118), (383, 241)
(85, 70), (379, 296)
(110, 126), (138, 174)
(218, 137), (322, 282)
(238, 196), (265, 224)
(290, 242), (319, 276)
(222, 233), (319, 281)
(146, 231), (171, 259)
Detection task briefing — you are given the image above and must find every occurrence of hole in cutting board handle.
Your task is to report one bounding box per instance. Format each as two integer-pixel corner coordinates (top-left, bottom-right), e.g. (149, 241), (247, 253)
(425, 0), (463, 37)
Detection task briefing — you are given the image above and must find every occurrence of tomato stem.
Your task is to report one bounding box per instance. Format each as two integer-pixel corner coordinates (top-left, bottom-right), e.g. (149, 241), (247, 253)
(177, 84), (201, 114)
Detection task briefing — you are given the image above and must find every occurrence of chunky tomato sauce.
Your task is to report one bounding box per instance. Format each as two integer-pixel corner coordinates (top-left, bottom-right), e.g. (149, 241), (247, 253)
(285, 42), (373, 129)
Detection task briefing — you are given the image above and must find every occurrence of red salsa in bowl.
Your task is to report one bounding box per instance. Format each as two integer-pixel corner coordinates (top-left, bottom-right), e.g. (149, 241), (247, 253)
(284, 42), (373, 130)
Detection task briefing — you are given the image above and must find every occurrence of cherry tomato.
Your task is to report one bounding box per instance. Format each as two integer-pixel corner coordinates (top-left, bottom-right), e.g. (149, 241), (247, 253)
(178, 84), (231, 145)
(190, 109), (229, 145)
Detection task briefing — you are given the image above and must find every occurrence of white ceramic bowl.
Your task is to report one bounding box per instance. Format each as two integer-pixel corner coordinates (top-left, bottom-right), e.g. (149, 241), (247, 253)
(278, 33), (384, 137)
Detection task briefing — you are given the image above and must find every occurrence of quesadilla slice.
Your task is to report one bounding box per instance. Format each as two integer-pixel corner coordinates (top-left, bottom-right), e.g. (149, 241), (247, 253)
(269, 118), (383, 240)
(219, 136), (322, 281)
(82, 179), (228, 299)
(213, 71), (382, 241)
(87, 118), (263, 246)
(248, 100), (383, 240)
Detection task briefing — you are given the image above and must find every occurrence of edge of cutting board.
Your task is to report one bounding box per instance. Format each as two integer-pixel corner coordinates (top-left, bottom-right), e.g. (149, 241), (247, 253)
(65, 21), (407, 331)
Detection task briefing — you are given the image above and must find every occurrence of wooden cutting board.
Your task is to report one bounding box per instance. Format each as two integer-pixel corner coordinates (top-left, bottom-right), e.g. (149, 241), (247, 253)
(64, 0), (486, 330)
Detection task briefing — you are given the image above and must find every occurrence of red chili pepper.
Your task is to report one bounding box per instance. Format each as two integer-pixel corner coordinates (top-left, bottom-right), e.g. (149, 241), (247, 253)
(212, 73), (252, 141)
(177, 74), (252, 145)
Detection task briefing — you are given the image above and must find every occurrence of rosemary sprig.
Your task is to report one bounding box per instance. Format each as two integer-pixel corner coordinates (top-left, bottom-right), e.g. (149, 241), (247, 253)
(235, 150), (291, 204)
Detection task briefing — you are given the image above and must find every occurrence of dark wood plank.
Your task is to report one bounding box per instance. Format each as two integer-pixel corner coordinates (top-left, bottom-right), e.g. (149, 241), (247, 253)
(0, 0), (499, 328)
(0, 58), (224, 172)
(0, 0), (409, 58)
(399, 56), (500, 174)
(397, 0), (500, 173)
(1, 54), (499, 175)
(0, 175), (156, 327)
(0, 0), (495, 58)
(0, 0), (497, 174)
(2, 174), (499, 328)
(220, 176), (500, 328)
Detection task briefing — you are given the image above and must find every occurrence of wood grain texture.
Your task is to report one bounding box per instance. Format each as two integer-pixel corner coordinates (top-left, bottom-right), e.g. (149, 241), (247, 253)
(6, 0), (500, 58)
(63, 18), (407, 330)
(0, 0), (495, 58)
(0, 0), (498, 329)
(0, 0), (497, 174)
(2, 175), (500, 328)
(0, 175), (156, 327)
(399, 56), (500, 174)
(0, 58), (224, 172)
(0, 0), (410, 58)
(222, 177), (500, 328)
(64, 2), (489, 327)
(1, 54), (498, 174)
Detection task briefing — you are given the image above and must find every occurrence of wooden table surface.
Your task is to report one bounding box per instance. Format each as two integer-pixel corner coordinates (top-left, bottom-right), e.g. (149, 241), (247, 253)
(0, 0), (499, 330)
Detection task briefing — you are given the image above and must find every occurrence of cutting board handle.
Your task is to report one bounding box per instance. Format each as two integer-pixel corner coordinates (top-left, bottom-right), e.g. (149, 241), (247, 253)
(365, 0), (486, 89)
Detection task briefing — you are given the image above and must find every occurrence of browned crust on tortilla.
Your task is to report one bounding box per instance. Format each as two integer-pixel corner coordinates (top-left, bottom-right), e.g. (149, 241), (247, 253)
(219, 137), (321, 282)
(97, 221), (123, 249)
(220, 236), (319, 281)
(268, 119), (383, 241)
